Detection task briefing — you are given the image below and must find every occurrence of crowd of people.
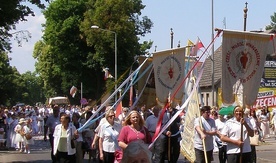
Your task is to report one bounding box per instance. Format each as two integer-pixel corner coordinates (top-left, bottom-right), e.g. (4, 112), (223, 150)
(194, 105), (276, 163)
(0, 103), (275, 163)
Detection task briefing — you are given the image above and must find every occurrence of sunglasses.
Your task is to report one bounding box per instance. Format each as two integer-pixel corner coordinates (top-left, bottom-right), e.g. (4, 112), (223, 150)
(108, 115), (115, 118)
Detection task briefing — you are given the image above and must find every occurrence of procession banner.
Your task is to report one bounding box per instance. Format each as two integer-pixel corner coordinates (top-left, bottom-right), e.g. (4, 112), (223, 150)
(180, 77), (200, 162)
(152, 47), (186, 107)
(221, 30), (271, 106)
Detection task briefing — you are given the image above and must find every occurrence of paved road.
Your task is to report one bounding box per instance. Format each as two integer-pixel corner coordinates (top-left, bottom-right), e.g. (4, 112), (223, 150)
(1, 135), (276, 162)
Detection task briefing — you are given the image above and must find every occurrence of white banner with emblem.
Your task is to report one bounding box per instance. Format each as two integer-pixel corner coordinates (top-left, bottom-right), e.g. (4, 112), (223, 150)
(153, 47), (185, 107)
(221, 30), (272, 106)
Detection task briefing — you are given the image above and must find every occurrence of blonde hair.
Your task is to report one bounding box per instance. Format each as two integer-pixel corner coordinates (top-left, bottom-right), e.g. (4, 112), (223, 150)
(124, 110), (144, 127)
(105, 109), (115, 119)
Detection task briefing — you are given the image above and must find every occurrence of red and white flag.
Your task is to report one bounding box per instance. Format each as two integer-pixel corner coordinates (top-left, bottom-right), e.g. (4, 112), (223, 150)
(115, 100), (123, 118)
(191, 38), (204, 56)
(103, 68), (113, 80)
(221, 30), (271, 105)
(70, 86), (77, 98)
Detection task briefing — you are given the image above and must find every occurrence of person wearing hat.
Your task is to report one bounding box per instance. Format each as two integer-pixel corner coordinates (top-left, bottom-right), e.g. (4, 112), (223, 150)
(194, 105), (218, 163)
(14, 118), (26, 152)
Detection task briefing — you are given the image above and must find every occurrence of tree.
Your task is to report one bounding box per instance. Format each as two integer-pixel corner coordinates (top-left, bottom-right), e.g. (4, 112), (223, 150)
(0, 52), (24, 105)
(34, 0), (153, 104)
(0, 0), (45, 52)
(266, 12), (276, 31)
(20, 71), (45, 105)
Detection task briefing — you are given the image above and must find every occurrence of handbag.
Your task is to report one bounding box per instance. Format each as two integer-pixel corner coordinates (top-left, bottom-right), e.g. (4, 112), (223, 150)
(250, 133), (260, 146)
(25, 133), (32, 140)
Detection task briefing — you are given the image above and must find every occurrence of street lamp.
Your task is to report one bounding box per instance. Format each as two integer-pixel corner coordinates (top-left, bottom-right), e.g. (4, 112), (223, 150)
(91, 25), (118, 101)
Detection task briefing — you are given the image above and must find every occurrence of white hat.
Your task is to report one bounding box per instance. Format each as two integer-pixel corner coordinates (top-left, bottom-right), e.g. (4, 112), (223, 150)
(18, 118), (26, 124)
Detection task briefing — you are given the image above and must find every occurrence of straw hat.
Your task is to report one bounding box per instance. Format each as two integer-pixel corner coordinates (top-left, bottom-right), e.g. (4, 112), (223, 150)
(18, 118), (26, 124)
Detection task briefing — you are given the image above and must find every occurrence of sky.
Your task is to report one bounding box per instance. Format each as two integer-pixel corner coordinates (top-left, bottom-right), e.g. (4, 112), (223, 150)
(9, 0), (276, 74)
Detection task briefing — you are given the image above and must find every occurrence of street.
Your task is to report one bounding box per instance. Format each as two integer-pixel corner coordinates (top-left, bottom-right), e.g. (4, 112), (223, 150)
(1, 135), (276, 163)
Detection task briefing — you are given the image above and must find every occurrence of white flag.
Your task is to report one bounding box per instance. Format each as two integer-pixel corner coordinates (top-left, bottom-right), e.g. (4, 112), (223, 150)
(70, 86), (77, 98)
(221, 30), (271, 105)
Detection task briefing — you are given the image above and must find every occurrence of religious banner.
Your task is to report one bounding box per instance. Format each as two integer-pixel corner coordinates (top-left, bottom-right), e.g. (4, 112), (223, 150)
(221, 30), (271, 106)
(152, 47), (186, 107)
(180, 78), (200, 162)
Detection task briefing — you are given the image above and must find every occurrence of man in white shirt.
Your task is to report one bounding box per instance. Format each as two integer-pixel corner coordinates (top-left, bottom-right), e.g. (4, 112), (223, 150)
(194, 106), (217, 163)
(145, 106), (162, 163)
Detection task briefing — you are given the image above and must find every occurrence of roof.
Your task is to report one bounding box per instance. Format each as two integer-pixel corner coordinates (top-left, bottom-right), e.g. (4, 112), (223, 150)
(199, 46), (222, 87)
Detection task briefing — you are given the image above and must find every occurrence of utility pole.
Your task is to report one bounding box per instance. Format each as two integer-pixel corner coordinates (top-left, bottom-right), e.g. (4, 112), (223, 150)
(211, 0), (215, 106)
(170, 28), (174, 49)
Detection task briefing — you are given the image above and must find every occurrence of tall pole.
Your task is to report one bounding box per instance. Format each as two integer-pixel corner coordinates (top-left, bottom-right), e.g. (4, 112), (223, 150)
(81, 82), (83, 108)
(167, 27), (174, 162)
(91, 25), (117, 102)
(170, 28), (174, 49)
(240, 2), (248, 163)
(115, 32), (118, 102)
(211, 0), (215, 106)
(244, 2), (248, 32)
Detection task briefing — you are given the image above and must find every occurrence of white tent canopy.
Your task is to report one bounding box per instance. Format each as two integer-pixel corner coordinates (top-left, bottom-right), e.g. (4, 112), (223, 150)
(48, 96), (69, 105)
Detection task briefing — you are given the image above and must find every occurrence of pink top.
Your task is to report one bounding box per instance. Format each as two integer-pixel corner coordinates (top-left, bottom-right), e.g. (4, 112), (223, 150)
(118, 125), (151, 144)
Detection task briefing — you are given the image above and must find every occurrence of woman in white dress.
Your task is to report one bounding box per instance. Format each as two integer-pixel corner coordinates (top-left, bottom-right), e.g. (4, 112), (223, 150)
(23, 118), (34, 154)
(30, 112), (38, 135)
(14, 118), (26, 152)
(9, 113), (18, 148)
(37, 112), (44, 134)
(259, 109), (270, 141)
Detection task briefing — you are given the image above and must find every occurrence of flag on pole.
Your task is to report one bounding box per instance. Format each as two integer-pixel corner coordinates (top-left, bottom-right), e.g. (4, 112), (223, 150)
(70, 86), (77, 98)
(191, 38), (205, 56)
(115, 100), (123, 118)
(185, 40), (194, 56)
(221, 30), (271, 105)
(103, 68), (113, 80)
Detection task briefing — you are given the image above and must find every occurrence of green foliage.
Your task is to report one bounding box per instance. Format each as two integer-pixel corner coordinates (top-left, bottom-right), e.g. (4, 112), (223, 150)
(0, 51), (45, 106)
(0, 0), (46, 52)
(0, 52), (23, 105)
(20, 71), (45, 105)
(266, 12), (276, 31)
(34, 0), (153, 104)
